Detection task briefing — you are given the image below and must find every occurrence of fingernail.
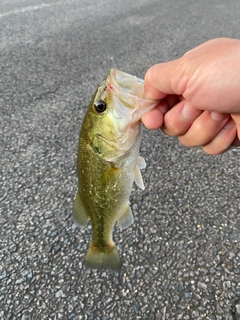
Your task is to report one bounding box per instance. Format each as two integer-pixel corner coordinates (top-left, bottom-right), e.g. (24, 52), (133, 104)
(157, 102), (168, 115)
(211, 112), (228, 122)
(223, 119), (235, 129)
(182, 102), (199, 120)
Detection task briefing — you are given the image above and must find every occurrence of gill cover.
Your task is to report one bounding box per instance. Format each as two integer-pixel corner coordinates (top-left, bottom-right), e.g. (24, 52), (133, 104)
(89, 69), (159, 161)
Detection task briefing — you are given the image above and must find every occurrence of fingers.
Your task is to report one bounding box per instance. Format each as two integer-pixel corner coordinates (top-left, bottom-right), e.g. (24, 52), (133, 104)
(142, 93), (240, 155)
(178, 110), (229, 147)
(161, 101), (238, 154)
(231, 114), (240, 138)
(141, 95), (179, 129)
(232, 135), (240, 147)
(230, 114), (240, 147)
(141, 105), (165, 129)
(162, 101), (203, 136)
(202, 119), (237, 154)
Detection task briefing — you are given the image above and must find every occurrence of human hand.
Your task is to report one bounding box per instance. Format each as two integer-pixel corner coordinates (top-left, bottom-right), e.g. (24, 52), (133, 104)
(142, 38), (240, 154)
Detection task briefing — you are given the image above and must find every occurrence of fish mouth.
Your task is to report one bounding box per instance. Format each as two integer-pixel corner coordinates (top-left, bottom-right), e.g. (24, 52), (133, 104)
(110, 69), (145, 98)
(106, 69), (159, 122)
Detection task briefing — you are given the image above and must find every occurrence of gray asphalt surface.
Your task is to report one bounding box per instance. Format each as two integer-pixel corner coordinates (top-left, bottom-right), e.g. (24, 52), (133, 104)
(1, 0), (240, 319)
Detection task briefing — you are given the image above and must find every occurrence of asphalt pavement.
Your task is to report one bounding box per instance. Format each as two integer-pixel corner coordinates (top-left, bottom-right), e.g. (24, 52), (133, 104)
(0, 0), (240, 319)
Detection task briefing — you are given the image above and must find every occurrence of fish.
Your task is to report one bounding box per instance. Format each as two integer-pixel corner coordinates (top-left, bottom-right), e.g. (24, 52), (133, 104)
(73, 69), (158, 271)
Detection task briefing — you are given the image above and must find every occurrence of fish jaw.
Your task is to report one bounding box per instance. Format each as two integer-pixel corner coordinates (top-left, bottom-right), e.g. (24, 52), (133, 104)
(106, 68), (159, 123)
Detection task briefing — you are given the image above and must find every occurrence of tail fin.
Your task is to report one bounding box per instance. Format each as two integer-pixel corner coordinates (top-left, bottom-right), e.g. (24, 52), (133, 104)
(84, 243), (121, 272)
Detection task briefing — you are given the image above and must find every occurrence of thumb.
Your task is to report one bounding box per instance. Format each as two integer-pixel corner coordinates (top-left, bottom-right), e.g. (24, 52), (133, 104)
(144, 59), (184, 100)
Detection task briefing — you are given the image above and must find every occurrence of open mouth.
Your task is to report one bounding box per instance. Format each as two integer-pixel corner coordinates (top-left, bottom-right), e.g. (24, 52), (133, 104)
(107, 69), (159, 122)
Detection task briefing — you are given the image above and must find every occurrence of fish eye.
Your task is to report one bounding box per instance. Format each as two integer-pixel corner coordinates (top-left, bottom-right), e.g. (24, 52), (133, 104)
(94, 100), (106, 113)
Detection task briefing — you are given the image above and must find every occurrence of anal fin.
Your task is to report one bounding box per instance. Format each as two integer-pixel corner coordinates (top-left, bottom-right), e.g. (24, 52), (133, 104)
(73, 192), (89, 228)
(133, 156), (146, 190)
(117, 203), (134, 230)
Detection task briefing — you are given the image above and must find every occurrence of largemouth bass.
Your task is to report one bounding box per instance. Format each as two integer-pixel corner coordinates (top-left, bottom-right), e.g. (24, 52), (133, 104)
(73, 69), (158, 271)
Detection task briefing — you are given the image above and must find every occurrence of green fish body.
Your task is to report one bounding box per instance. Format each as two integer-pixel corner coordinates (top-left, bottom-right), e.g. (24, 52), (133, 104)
(73, 69), (158, 271)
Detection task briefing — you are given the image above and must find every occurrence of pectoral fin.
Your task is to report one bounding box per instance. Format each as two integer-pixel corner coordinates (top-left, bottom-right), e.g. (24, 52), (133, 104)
(133, 156), (146, 190)
(117, 203), (134, 230)
(73, 192), (89, 228)
(137, 156), (146, 169)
